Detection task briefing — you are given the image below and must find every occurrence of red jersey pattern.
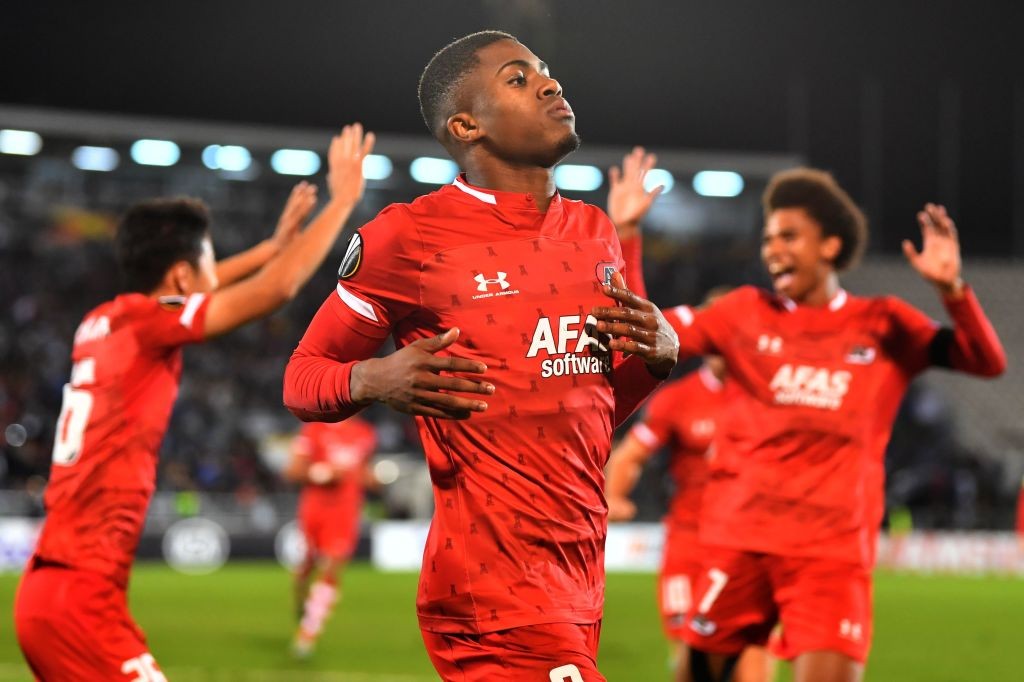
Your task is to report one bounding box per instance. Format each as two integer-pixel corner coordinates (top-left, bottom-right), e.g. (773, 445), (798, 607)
(34, 293), (209, 587)
(630, 366), (724, 531)
(284, 177), (662, 634)
(295, 417), (377, 557)
(667, 285), (1004, 566)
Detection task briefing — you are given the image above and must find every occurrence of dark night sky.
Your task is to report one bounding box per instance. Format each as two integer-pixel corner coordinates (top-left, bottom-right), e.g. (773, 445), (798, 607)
(3, 0), (1023, 256)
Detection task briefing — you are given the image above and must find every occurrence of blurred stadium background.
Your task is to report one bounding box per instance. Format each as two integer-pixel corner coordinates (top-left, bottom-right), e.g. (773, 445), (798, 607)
(1, 1), (1022, 680)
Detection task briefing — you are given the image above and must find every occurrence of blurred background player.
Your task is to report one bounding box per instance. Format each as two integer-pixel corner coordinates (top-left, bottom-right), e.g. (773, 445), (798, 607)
(605, 291), (774, 682)
(284, 415), (378, 657)
(595, 168), (1006, 682)
(14, 124), (375, 681)
(284, 31), (678, 681)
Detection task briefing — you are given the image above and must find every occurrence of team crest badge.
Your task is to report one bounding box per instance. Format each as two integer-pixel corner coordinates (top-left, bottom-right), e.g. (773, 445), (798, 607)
(845, 345), (876, 365)
(337, 232), (363, 279)
(595, 261), (617, 285)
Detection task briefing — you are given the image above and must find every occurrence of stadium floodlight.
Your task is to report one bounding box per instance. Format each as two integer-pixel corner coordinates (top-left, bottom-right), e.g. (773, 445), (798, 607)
(554, 164), (603, 192)
(0, 129), (43, 156)
(130, 139), (180, 167)
(270, 149), (321, 176)
(362, 154), (393, 181)
(410, 157), (458, 184)
(71, 146), (120, 172)
(202, 144), (252, 172)
(693, 170), (744, 197)
(644, 168), (675, 194)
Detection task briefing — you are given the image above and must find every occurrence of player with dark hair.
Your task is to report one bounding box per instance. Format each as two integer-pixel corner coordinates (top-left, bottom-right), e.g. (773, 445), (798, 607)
(284, 31), (678, 681)
(284, 415), (377, 658)
(594, 167), (1006, 682)
(14, 124), (375, 681)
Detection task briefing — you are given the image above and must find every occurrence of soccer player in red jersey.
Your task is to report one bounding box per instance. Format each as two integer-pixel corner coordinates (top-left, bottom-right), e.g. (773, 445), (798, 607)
(594, 168), (1006, 682)
(14, 124), (375, 681)
(284, 415), (377, 657)
(605, 298), (773, 682)
(283, 31), (678, 681)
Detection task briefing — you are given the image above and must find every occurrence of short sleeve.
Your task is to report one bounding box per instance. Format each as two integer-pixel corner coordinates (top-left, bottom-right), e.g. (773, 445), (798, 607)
(666, 287), (751, 358)
(882, 296), (940, 375)
(137, 293), (210, 348)
(333, 205), (424, 338)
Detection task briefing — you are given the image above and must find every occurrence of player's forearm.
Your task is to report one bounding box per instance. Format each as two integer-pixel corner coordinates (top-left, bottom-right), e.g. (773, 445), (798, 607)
(941, 285), (1007, 377)
(215, 239), (278, 287)
(619, 235), (647, 300)
(283, 352), (366, 421)
(606, 436), (651, 498)
(260, 198), (356, 301)
(611, 354), (663, 428)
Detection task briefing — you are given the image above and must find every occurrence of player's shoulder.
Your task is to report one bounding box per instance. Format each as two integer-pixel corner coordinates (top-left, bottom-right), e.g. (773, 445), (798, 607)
(713, 285), (771, 312)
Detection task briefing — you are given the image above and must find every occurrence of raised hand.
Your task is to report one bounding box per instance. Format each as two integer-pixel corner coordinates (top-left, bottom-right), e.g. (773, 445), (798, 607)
(350, 328), (494, 420)
(589, 271), (678, 378)
(902, 203), (964, 297)
(607, 146), (663, 239)
(327, 123), (376, 207)
(271, 182), (318, 248)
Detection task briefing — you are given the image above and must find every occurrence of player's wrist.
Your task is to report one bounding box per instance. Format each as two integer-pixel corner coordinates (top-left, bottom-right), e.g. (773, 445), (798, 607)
(348, 359), (379, 404)
(936, 277), (965, 300)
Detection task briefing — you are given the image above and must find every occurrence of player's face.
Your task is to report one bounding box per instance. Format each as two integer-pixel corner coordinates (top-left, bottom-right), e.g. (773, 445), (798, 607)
(464, 40), (579, 167)
(761, 208), (841, 302)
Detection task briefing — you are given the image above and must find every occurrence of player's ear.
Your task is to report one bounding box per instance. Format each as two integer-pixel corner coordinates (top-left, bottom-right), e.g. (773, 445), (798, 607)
(821, 234), (842, 264)
(165, 260), (195, 295)
(447, 111), (482, 145)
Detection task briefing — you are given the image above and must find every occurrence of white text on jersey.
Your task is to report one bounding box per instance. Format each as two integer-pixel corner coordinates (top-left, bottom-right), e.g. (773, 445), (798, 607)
(769, 364), (852, 411)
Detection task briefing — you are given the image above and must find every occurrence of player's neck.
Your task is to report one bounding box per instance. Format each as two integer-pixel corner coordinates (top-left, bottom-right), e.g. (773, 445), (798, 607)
(463, 163), (556, 212)
(793, 272), (840, 308)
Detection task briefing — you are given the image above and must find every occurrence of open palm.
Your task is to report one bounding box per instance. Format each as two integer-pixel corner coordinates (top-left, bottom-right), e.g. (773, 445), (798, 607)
(902, 203), (962, 292)
(607, 146), (663, 239)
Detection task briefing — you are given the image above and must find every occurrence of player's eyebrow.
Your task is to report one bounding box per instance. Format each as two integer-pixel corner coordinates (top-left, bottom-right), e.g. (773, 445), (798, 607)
(495, 59), (549, 76)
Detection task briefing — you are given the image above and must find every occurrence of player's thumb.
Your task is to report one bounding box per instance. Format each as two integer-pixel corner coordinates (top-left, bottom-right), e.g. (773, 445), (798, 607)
(610, 270), (628, 291)
(901, 239), (918, 264)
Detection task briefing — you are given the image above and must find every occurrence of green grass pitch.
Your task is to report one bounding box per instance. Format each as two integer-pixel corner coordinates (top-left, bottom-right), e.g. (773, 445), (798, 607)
(1, 563), (1021, 680)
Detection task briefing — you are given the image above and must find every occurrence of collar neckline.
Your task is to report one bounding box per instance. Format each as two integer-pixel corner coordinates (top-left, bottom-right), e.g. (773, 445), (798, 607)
(779, 288), (848, 313)
(698, 365), (724, 392)
(451, 174), (561, 211)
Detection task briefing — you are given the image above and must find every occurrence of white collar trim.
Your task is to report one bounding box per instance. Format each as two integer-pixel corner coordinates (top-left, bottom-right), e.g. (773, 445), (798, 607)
(452, 177), (497, 205)
(780, 288), (848, 313)
(698, 365), (724, 392)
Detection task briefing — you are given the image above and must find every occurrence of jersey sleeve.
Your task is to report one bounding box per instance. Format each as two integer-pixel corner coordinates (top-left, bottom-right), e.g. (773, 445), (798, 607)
(283, 207), (424, 422)
(136, 293), (210, 348)
(629, 383), (676, 450)
(618, 234), (647, 300)
(664, 287), (748, 359)
(885, 288), (1006, 378)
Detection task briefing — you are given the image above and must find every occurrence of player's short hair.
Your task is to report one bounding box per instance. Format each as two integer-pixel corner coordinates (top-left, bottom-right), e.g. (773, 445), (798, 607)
(418, 30), (518, 142)
(115, 197), (210, 293)
(763, 168), (868, 272)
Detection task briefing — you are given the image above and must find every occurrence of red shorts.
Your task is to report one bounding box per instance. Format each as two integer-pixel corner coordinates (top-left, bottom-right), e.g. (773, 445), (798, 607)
(681, 547), (873, 663)
(15, 560), (167, 681)
(299, 511), (358, 559)
(658, 524), (703, 640)
(422, 621), (606, 681)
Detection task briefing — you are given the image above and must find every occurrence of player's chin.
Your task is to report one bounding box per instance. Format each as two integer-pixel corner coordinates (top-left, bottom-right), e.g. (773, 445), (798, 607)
(543, 130), (581, 167)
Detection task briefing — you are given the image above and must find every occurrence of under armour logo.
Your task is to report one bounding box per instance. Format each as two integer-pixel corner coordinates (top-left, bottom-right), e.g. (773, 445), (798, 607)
(474, 272), (510, 292)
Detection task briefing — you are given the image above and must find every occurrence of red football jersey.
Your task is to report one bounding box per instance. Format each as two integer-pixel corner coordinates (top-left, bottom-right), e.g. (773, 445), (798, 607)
(668, 285), (1003, 565)
(284, 177), (662, 634)
(295, 417), (377, 532)
(34, 293), (209, 587)
(629, 366), (724, 530)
